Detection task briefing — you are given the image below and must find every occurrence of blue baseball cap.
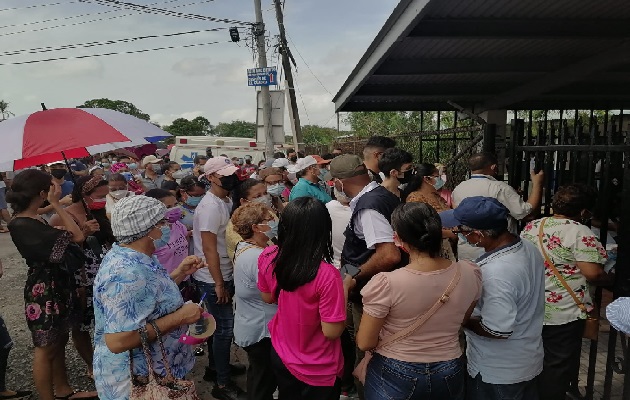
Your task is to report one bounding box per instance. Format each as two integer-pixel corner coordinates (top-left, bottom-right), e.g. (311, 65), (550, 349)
(440, 196), (509, 230)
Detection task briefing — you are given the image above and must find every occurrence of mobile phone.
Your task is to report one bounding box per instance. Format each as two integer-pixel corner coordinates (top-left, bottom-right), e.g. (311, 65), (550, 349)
(341, 264), (360, 278)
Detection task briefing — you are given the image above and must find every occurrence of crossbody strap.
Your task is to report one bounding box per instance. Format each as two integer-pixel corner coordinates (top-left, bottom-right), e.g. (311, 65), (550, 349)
(376, 262), (462, 350)
(537, 218), (587, 313)
(233, 242), (260, 263)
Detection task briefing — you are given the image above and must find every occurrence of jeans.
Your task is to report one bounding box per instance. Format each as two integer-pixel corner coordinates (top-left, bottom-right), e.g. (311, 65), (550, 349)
(365, 353), (465, 400)
(538, 319), (585, 400)
(270, 345), (341, 400)
(194, 279), (235, 386)
(467, 373), (539, 400)
(243, 338), (277, 400)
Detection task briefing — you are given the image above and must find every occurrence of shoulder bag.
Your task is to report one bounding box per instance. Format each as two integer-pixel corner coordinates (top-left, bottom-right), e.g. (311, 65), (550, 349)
(353, 263), (462, 384)
(130, 321), (200, 400)
(537, 218), (599, 341)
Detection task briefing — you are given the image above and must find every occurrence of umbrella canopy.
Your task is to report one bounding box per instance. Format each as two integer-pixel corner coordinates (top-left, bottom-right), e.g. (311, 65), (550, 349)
(0, 108), (171, 170)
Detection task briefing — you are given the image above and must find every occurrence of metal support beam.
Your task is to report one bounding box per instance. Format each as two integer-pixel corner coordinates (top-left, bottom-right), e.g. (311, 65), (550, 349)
(409, 19), (630, 39)
(374, 58), (578, 75)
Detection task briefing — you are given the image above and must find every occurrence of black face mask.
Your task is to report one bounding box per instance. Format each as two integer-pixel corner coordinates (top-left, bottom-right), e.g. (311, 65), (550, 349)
(50, 169), (67, 179)
(289, 156), (298, 163)
(218, 174), (240, 191)
(397, 169), (415, 184)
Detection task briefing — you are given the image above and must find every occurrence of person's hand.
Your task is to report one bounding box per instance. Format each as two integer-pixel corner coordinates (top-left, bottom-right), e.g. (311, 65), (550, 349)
(214, 283), (230, 304)
(530, 170), (545, 186)
(177, 303), (203, 325)
(178, 256), (205, 276)
(47, 182), (62, 205)
(84, 219), (100, 235)
(343, 274), (356, 291)
(59, 195), (73, 206)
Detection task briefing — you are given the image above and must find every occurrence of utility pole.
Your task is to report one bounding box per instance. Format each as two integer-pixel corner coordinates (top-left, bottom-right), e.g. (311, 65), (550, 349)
(273, 0), (303, 151)
(254, 0), (274, 158)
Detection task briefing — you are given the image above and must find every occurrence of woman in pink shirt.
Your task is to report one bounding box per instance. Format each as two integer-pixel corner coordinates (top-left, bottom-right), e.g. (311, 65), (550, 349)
(356, 202), (481, 400)
(258, 197), (355, 400)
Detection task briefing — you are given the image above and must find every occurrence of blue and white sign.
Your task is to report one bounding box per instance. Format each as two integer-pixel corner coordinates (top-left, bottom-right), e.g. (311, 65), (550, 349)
(247, 67), (278, 86)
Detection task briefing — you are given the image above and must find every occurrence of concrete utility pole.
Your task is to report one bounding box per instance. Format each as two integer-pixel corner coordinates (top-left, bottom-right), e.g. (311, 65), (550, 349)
(254, 0), (274, 158)
(273, 0), (303, 151)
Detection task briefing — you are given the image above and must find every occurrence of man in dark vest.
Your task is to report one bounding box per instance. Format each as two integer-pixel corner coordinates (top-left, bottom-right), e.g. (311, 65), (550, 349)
(330, 154), (404, 399)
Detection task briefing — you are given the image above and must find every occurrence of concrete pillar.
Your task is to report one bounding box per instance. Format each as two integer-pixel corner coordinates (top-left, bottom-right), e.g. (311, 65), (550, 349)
(480, 109), (508, 177)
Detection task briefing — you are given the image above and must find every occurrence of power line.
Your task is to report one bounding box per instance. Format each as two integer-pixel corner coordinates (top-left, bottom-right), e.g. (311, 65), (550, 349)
(0, 1), (79, 13)
(0, 40), (229, 66)
(1, 28), (226, 56)
(286, 33), (333, 96)
(0, 0), (185, 29)
(82, 0), (251, 25)
(0, 0), (222, 37)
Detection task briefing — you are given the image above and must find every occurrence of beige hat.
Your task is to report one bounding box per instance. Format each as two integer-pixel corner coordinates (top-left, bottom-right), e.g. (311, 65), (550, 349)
(142, 155), (161, 167)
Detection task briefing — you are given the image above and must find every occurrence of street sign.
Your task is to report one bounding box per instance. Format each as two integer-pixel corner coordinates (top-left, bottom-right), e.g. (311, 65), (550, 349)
(247, 67), (278, 86)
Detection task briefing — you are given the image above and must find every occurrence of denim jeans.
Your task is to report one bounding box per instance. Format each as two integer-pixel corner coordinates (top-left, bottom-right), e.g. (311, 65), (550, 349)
(194, 279), (235, 386)
(466, 373), (539, 400)
(364, 353), (465, 400)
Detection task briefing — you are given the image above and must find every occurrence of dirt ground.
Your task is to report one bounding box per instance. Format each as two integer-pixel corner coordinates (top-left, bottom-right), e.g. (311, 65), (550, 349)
(0, 233), (247, 399)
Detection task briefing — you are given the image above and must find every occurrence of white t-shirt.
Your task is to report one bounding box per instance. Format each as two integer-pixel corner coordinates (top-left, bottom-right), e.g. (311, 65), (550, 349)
(325, 200), (352, 269)
(193, 191), (234, 283)
(349, 182), (395, 249)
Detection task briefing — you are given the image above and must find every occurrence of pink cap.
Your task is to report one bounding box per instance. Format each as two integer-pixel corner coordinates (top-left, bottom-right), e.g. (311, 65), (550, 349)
(203, 156), (239, 176)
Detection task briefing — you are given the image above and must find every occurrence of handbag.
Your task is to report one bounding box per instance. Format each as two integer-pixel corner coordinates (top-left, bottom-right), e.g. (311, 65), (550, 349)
(537, 219), (600, 341)
(353, 263), (462, 384)
(130, 321), (200, 400)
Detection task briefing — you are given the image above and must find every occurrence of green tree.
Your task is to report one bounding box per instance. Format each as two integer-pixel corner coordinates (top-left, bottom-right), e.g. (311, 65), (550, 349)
(213, 120), (256, 138)
(0, 100), (14, 121)
(302, 125), (338, 145)
(345, 111), (446, 137)
(163, 116), (213, 137)
(77, 98), (151, 121)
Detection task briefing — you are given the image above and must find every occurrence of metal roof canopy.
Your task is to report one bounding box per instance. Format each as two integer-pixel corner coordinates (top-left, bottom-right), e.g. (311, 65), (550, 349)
(333, 0), (630, 113)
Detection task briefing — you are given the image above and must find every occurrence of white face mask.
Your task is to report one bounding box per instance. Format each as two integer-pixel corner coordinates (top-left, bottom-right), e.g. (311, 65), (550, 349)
(334, 187), (352, 204)
(252, 194), (273, 208)
(110, 190), (128, 200)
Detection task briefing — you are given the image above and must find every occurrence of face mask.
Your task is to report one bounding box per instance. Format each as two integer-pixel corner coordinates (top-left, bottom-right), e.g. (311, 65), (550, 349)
(440, 174), (447, 183)
(218, 174), (239, 192)
(262, 220), (279, 239)
(50, 170), (67, 179)
(432, 177), (446, 190)
(318, 168), (328, 182)
(252, 194), (273, 208)
(199, 175), (211, 188)
(185, 195), (203, 207)
(267, 183), (285, 197)
(152, 225), (171, 249)
(121, 172), (133, 182)
(457, 233), (469, 244)
(333, 187), (352, 204)
(172, 170), (188, 180)
(165, 208), (182, 223)
(102, 162), (110, 168)
(110, 190), (128, 200)
(397, 169), (415, 184)
(88, 197), (107, 210)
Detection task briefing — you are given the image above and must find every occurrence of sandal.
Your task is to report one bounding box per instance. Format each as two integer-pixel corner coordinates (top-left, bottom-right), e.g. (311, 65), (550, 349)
(0, 391), (32, 399)
(55, 391), (99, 400)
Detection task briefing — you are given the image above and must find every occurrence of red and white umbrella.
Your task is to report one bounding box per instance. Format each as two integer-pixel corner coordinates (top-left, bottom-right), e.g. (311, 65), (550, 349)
(0, 107), (171, 170)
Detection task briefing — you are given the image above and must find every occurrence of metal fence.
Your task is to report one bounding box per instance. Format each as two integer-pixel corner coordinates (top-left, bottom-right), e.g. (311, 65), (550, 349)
(509, 109), (630, 400)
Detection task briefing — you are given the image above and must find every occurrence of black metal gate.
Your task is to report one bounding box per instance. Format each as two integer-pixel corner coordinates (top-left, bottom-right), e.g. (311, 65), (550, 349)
(508, 109), (630, 400)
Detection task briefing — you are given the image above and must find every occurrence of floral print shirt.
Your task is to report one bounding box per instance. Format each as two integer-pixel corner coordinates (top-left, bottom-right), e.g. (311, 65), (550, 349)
(93, 244), (194, 400)
(521, 217), (607, 325)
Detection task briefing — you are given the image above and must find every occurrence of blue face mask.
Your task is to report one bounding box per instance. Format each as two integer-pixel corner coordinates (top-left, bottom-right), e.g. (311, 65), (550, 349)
(185, 195), (203, 207)
(263, 220), (279, 239)
(152, 225), (171, 249)
(457, 233), (469, 244)
(318, 168), (328, 182)
(433, 177), (446, 190)
(267, 183), (285, 197)
(128, 163), (138, 170)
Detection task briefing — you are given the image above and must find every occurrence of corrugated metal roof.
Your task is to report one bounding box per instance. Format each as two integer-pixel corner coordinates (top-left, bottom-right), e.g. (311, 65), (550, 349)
(334, 0), (630, 112)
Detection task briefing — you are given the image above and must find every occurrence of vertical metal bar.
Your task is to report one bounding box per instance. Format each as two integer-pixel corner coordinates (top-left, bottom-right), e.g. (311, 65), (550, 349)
(603, 328), (619, 399)
(571, 109), (580, 183)
(436, 111), (441, 162)
(419, 111), (424, 162)
(587, 110), (596, 187)
(543, 110), (554, 216)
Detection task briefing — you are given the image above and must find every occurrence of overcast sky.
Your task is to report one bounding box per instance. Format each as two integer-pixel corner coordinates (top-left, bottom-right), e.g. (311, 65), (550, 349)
(0, 0), (398, 129)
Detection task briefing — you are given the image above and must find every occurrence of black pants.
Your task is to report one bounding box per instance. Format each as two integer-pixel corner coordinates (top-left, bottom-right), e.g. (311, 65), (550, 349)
(340, 329), (356, 391)
(0, 315), (13, 392)
(270, 345), (341, 400)
(244, 338), (277, 400)
(538, 319), (585, 400)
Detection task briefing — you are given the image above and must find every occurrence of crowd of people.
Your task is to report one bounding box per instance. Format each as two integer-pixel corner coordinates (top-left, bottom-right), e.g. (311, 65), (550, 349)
(0, 135), (618, 400)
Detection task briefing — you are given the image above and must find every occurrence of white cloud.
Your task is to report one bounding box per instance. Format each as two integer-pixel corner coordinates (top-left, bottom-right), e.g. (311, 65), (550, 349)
(221, 108), (255, 121)
(11, 59), (103, 79)
(151, 110), (205, 126)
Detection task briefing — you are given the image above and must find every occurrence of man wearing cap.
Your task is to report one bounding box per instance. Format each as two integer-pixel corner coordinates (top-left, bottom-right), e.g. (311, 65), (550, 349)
(137, 155), (164, 190)
(288, 155), (332, 204)
(330, 155), (403, 399)
(192, 156), (245, 400)
(452, 152), (544, 261)
(440, 196), (545, 400)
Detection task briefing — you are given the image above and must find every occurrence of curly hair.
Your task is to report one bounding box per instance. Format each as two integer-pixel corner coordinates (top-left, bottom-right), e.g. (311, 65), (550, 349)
(552, 183), (597, 218)
(231, 202), (271, 239)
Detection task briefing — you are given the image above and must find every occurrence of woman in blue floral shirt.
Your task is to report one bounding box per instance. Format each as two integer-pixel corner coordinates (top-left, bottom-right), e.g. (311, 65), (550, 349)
(93, 196), (204, 400)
